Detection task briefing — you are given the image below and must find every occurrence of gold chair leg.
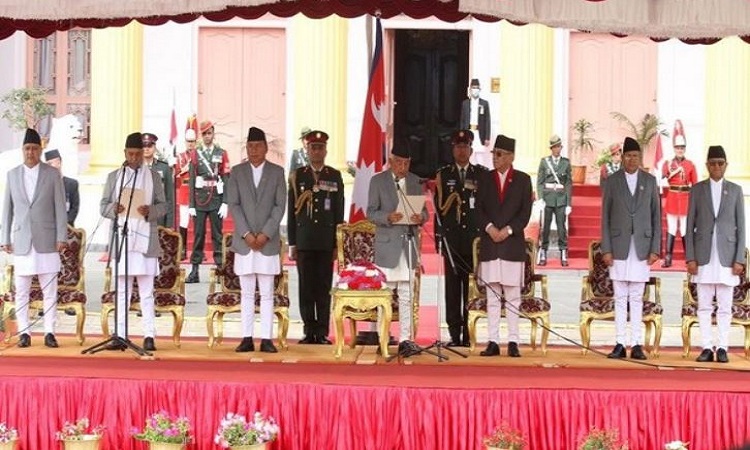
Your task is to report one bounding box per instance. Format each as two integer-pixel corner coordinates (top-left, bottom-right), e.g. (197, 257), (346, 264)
(540, 314), (550, 356)
(467, 310), (480, 353)
(348, 318), (357, 349)
(101, 304), (114, 337)
(644, 321), (653, 353)
(529, 318), (538, 351)
(216, 312), (225, 345)
(170, 307), (184, 348)
(681, 319), (693, 358)
(579, 316), (592, 356)
(651, 317), (662, 358)
(72, 303), (86, 345)
(206, 308), (217, 348)
(745, 325), (750, 359)
(275, 308), (289, 350)
(3, 303), (14, 344)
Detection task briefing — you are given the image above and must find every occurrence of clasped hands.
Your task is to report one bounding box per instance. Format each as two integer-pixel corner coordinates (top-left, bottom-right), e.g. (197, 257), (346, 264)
(244, 232), (269, 251)
(487, 225), (511, 243)
(387, 211), (424, 225)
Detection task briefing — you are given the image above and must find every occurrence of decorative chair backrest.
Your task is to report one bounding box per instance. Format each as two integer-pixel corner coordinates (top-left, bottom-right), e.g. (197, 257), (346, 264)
(588, 240), (614, 298)
(154, 226), (181, 291)
(336, 221), (376, 271)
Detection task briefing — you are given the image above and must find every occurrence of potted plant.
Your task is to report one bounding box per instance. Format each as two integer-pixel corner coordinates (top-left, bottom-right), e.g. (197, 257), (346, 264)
(610, 112), (668, 170)
(0, 87), (53, 131)
(483, 423), (526, 450)
(664, 441), (689, 450)
(56, 418), (105, 450)
(578, 427), (629, 450)
(214, 412), (280, 450)
(132, 411), (192, 450)
(570, 118), (598, 184)
(0, 422), (18, 450)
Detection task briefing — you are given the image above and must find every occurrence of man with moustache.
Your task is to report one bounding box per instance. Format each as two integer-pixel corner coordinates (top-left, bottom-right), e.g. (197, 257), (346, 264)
(142, 132), (175, 229)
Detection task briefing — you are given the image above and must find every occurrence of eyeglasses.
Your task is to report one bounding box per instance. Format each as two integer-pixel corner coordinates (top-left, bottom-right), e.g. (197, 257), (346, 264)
(707, 160), (726, 167)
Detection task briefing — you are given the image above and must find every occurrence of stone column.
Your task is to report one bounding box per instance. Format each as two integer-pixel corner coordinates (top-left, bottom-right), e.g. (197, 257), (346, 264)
(87, 22), (144, 172)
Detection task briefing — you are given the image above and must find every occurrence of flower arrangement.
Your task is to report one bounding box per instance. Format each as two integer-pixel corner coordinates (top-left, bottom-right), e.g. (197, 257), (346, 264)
(337, 260), (387, 290)
(578, 427), (629, 450)
(214, 412), (280, 448)
(132, 411), (192, 444)
(483, 423), (526, 450)
(56, 418), (105, 441)
(664, 441), (689, 450)
(0, 423), (18, 443)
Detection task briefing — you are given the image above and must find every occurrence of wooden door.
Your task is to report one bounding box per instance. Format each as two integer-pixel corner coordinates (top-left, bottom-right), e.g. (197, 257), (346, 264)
(393, 30), (469, 179)
(198, 27), (286, 167)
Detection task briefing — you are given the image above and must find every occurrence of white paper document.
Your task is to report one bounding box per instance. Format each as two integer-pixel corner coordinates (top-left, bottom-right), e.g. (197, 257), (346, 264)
(394, 195), (425, 225)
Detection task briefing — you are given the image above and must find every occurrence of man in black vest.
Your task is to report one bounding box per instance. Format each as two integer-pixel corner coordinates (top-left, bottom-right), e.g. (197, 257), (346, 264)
(288, 130), (345, 344)
(434, 129), (486, 346)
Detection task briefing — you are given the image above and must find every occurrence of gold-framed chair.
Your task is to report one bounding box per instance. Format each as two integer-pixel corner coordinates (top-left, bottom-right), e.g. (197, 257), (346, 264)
(2, 225), (88, 344)
(579, 240), (663, 356)
(332, 220), (421, 347)
(466, 237), (551, 354)
(100, 226), (186, 347)
(205, 233), (290, 349)
(681, 248), (750, 358)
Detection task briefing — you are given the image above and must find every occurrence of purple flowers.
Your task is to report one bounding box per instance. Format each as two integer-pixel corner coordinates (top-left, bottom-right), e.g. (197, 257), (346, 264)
(214, 412), (279, 448)
(132, 410), (192, 444)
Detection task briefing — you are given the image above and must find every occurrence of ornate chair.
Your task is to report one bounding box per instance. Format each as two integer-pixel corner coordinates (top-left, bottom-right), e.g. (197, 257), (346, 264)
(681, 248), (750, 358)
(466, 237), (551, 354)
(333, 220), (421, 347)
(100, 226), (186, 347)
(2, 225), (88, 344)
(579, 240), (663, 356)
(205, 233), (290, 349)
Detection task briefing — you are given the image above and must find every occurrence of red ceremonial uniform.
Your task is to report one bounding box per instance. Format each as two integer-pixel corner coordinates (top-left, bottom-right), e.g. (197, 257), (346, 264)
(176, 150), (193, 206)
(662, 157), (697, 215)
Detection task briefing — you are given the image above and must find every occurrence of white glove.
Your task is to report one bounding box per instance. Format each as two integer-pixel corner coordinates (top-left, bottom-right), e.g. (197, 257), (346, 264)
(218, 204), (228, 219)
(188, 207), (197, 217)
(565, 206), (572, 216)
(536, 199), (546, 209)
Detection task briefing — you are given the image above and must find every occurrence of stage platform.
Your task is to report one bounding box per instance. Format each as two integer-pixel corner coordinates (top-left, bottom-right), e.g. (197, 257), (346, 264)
(2, 335), (750, 450)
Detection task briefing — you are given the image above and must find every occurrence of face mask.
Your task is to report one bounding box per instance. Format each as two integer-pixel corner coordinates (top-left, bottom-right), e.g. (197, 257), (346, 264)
(470, 88), (480, 98)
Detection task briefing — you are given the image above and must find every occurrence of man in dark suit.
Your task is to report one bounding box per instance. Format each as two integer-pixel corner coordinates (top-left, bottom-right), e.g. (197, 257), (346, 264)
(475, 134), (533, 357)
(536, 134), (573, 266)
(460, 78), (491, 168)
(288, 130), (345, 345)
(44, 149), (79, 227)
(434, 129), (486, 346)
(187, 120), (230, 283)
(601, 137), (661, 361)
(685, 145), (745, 363)
(142, 132), (175, 229)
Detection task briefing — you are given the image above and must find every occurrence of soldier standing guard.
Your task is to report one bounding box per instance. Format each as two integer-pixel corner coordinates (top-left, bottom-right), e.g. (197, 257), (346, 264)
(288, 130), (345, 345)
(186, 120), (230, 283)
(176, 128), (197, 260)
(434, 129), (486, 346)
(536, 134), (573, 266)
(142, 133), (175, 229)
(660, 121), (697, 267)
(289, 126), (311, 174)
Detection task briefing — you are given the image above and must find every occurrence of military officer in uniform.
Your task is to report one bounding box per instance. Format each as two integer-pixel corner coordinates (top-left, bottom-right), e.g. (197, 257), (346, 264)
(434, 129), (486, 346)
(142, 133), (175, 229)
(44, 149), (80, 226)
(288, 130), (345, 345)
(536, 134), (573, 266)
(600, 143), (622, 184)
(660, 127), (697, 267)
(186, 120), (230, 283)
(289, 126), (311, 174)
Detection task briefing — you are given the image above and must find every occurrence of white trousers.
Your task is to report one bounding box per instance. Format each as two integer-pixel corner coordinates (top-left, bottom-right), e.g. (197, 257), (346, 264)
(116, 275), (155, 338)
(666, 214), (687, 236)
(613, 280), (644, 346)
(697, 283), (733, 350)
(15, 273), (57, 335)
(376, 281), (412, 341)
(239, 273), (275, 339)
(178, 205), (190, 228)
(486, 283), (521, 344)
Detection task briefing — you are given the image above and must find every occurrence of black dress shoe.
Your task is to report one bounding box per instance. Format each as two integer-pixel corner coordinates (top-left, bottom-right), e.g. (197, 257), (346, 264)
(64, 308), (77, 316)
(446, 339), (463, 347)
(397, 340), (419, 357)
(630, 344), (647, 360)
(185, 266), (200, 284)
(716, 348), (729, 363)
(105, 340), (127, 351)
(298, 335), (316, 344)
(480, 341), (500, 356)
(507, 341), (521, 357)
(143, 337), (157, 352)
(607, 343), (626, 359)
(260, 339), (278, 353)
(17, 333), (31, 348)
(695, 348), (714, 362)
(44, 333), (59, 348)
(316, 335), (333, 345)
(235, 337), (255, 353)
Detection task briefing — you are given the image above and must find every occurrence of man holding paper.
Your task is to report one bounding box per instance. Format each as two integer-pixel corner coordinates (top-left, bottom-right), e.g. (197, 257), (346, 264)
(366, 139), (428, 357)
(100, 132), (167, 351)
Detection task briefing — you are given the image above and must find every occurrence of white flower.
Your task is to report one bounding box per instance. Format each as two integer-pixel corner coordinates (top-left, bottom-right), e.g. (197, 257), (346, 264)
(665, 440), (688, 450)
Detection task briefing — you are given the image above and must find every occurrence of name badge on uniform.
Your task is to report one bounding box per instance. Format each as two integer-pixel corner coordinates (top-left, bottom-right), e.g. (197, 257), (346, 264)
(469, 197), (475, 209)
(464, 179), (477, 191)
(324, 197), (331, 211)
(195, 176), (205, 189)
(216, 179), (224, 195)
(212, 154), (222, 163)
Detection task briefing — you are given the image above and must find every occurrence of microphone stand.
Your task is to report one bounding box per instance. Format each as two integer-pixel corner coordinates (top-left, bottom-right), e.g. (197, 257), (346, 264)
(420, 185), (467, 360)
(83, 164), (151, 356)
(386, 178), (444, 362)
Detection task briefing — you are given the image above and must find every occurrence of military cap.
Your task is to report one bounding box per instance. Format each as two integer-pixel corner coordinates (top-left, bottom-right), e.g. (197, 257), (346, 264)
(549, 134), (562, 148)
(305, 130), (329, 145)
(199, 120), (214, 133)
(142, 133), (158, 146)
(451, 129), (474, 145)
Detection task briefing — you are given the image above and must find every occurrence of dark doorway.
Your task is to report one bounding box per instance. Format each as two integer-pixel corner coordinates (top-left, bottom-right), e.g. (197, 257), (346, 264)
(393, 29), (470, 179)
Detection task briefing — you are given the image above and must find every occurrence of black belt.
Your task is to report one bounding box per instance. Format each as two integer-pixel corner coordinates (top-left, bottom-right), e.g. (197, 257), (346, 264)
(669, 186), (690, 192)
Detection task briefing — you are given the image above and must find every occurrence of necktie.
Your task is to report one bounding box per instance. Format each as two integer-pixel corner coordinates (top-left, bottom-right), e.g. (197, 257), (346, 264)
(459, 167), (466, 184)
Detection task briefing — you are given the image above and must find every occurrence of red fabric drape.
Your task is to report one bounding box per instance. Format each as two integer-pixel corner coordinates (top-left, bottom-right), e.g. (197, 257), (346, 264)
(1, 376), (750, 450)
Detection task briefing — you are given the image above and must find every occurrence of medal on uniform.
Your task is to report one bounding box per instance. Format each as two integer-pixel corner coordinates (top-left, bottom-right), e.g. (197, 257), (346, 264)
(324, 197), (331, 211)
(313, 184), (320, 193)
(469, 196), (475, 209)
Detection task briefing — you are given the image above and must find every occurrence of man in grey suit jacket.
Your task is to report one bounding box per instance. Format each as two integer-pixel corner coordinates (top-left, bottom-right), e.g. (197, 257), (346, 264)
(226, 126), (287, 354)
(1, 128), (67, 348)
(600, 137), (661, 360)
(367, 142), (428, 356)
(685, 145), (746, 363)
(100, 132), (166, 352)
